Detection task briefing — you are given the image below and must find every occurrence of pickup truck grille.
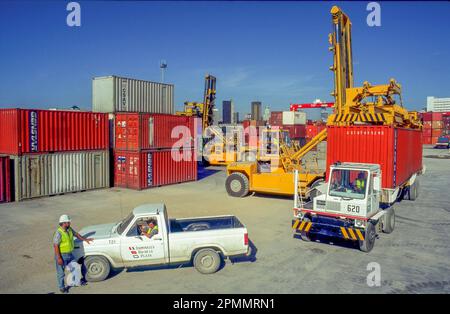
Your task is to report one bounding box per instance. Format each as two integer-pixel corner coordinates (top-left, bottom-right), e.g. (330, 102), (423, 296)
(326, 201), (341, 212)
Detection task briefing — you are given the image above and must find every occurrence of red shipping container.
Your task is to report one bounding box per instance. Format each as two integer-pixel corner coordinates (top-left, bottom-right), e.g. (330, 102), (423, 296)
(422, 137), (432, 145)
(423, 121), (432, 129)
(0, 156), (11, 203)
(114, 149), (197, 190)
(269, 111), (283, 126)
(326, 126), (422, 189)
(431, 136), (439, 144)
(431, 112), (443, 121)
(432, 129), (443, 137)
(306, 125), (326, 139)
(115, 113), (195, 151)
(282, 125), (306, 139)
(0, 109), (109, 155)
(423, 128), (432, 137)
(422, 112), (432, 121)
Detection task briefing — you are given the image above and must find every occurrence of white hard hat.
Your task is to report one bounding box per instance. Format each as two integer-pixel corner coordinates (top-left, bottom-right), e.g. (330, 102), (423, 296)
(59, 214), (71, 223)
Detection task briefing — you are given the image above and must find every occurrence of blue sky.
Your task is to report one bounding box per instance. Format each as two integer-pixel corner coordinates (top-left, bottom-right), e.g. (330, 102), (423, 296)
(0, 1), (449, 118)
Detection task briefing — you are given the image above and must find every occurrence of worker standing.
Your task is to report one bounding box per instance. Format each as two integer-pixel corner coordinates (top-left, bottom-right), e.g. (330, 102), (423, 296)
(53, 214), (93, 293)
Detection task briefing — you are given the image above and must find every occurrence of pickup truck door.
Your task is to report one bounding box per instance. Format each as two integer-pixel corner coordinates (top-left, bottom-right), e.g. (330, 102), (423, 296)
(119, 216), (166, 266)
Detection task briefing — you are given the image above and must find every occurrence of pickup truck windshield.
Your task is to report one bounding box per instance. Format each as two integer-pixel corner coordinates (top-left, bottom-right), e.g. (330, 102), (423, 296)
(329, 169), (368, 200)
(117, 213), (135, 235)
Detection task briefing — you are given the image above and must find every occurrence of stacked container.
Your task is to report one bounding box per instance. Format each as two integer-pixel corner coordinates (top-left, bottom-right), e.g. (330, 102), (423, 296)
(113, 113), (197, 190)
(0, 109), (110, 201)
(421, 112), (450, 145)
(267, 111), (307, 142)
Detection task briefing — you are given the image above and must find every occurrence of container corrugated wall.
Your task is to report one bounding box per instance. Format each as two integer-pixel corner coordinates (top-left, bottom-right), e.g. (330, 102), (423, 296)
(326, 126), (422, 189)
(115, 113), (195, 150)
(0, 109), (109, 155)
(114, 149), (197, 190)
(12, 150), (110, 201)
(0, 156), (11, 203)
(92, 76), (174, 114)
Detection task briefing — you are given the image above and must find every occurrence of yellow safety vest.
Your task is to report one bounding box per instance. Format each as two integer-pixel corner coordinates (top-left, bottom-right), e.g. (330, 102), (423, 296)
(356, 179), (365, 190)
(58, 227), (74, 254)
(147, 225), (159, 235)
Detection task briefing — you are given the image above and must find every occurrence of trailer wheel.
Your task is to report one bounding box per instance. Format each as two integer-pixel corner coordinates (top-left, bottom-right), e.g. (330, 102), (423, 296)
(407, 180), (419, 201)
(382, 207), (395, 234)
(225, 173), (249, 197)
(359, 222), (376, 253)
(84, 256), (111, 282)
(193, 249), (221, 274)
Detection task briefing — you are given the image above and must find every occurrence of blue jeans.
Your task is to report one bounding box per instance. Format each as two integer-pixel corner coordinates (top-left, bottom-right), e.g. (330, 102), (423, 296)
(55, 253), (74, 289)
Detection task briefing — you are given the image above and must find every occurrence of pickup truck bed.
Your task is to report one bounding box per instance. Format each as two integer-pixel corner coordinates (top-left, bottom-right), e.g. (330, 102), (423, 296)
(169, 216), (244, 232)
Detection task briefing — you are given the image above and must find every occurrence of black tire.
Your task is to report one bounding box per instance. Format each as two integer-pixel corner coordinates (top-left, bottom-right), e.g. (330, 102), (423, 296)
(193, 249), (221, 274)
(225, 172), (249, 197)
(382, 207), (395, 234)
(308, 179), (324, 201)
(359, 222), (376, 253)
(83, 256), (111, 282)
(300, 217), (312, 242)
(408, 180), (419, 201)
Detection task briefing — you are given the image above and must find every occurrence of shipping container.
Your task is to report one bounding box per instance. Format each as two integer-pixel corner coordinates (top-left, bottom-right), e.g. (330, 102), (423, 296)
(423, 121), (432, 129)
(114, 113), (195, 151)
(11, 150), (110, 201)
(0, 109), (109, 155)
(431, 112), (443, 121)
(422, 112), (433, 121)
(423, 128), (432, 137)
(269, 111), (283, 126)
(282, 111), (306, 125)
(432, 129), (443, 137)
(432, 121), (443, 129)
(0, 156), (11, 203)
(281, 125), (306, 139)
(326, 126), (422, 189)
(92, 76), (174, 114)
(114, 149), (197, 190)
(431, 136), (439, 144)
(306, 125), (326, 139)
(422, 136), (432, 145)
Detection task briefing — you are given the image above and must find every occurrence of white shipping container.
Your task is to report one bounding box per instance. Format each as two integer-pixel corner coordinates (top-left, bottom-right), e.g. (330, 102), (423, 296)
(12, 150), (110, 201)
(282, 111), (306, 125)
(92, 75), (174, 114)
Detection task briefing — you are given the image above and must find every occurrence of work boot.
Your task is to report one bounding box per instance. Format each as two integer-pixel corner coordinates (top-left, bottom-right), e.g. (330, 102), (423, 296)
(59, 287), (68, 294)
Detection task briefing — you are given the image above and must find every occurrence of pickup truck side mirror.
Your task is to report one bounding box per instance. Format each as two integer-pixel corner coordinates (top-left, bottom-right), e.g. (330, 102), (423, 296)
(373, 176), (381, 192)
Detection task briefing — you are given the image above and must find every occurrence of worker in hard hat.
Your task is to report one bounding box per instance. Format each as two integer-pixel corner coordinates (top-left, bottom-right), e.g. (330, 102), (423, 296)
(53, 214), (93, 293)
(142, 219), (159, 239)
(353, 172), (367, 194)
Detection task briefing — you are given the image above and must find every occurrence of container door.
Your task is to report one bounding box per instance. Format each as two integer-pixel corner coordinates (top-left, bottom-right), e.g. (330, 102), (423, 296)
(29, 157), (41, 198)
(94, 154), (101, 188)
(119, 215), (166, 267)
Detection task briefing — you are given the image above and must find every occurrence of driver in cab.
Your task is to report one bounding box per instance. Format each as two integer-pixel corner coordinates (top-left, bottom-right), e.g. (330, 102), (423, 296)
(138, 219), (159, 239)
(353, 172), (366, 193)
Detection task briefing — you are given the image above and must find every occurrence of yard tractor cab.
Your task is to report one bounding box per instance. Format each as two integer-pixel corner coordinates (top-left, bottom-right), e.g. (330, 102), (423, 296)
(293, 162), (395, 252)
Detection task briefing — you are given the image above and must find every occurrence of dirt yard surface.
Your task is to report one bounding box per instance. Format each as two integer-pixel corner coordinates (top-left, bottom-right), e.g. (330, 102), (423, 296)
(0, 148), (449, 294)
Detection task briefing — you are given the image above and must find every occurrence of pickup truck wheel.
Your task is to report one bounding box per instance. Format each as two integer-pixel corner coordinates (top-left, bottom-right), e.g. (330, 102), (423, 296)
(193, 249), (221, 274)
(382, 207), (395, 234)
(84, 256), (111, 282)
(359, 222), (376, 253)
(225, 173), (249, 197)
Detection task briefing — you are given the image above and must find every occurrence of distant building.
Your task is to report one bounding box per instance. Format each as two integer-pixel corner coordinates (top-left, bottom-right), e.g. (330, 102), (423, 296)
(427, 96), (450, 112)
(244, 113), (252, 120)
(233, 112), (239, 124)
(222, 100), (234, 124)
(251, 101), (262, 121)
(212, 108), (220, 125)
(263, 105), (270, 121)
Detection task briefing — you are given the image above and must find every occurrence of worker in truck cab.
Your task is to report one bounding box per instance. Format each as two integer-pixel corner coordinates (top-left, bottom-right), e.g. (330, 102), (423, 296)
(53, 214), (93, 293)
(143, 219), (159, 239)
(353, 172), (367, 193)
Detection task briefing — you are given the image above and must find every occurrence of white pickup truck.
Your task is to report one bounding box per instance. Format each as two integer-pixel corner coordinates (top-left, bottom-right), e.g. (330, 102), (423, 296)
(73, 203), (249, 282)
